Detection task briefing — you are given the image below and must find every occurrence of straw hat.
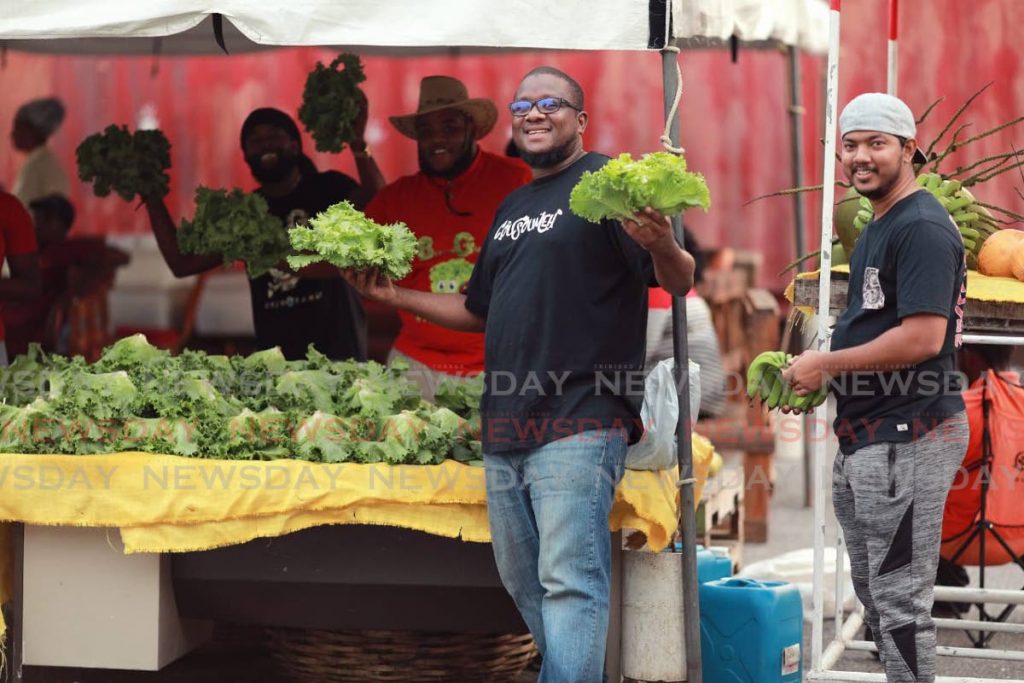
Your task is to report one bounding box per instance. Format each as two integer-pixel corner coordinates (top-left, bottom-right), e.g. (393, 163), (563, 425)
(389, 76), (498, 140)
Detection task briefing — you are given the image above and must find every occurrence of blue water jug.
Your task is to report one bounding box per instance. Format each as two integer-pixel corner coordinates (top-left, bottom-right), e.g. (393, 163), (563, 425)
(698, 546), (733, 584)
(670, 544), (734, 584)
(699, 577), (803, 683)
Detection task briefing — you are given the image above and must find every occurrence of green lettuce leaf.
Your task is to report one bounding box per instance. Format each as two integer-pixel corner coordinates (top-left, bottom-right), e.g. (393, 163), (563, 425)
(76, 125), (171, 201)
(287, 201), (417, 280)
(297, 53), (367, 154)
(569, 151), (711, 222)
(177, 187), (290, 279)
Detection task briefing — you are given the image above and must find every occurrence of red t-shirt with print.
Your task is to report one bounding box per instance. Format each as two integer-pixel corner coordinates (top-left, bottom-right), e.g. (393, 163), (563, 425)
(365, 151), (531, 374)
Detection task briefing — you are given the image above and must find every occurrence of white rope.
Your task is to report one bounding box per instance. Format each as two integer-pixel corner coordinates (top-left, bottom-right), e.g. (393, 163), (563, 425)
(677, 477), (698, 488)
(660, 44), (686, 155)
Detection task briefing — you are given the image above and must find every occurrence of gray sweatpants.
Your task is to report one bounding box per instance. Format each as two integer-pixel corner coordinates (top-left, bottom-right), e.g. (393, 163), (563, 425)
(832, 412), (968, 682)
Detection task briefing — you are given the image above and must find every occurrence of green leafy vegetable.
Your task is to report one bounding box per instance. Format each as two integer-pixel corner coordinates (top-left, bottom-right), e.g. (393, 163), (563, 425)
(48, 370), (139, 421)
(298, 53), (367, 153)
(177, 187), (290, 279)
(0, 338), (482, 465)
(226, 408), (294, 460)
(287, 201), (417, 280)
(76, 125), (172, 200)
(294, 411), (356, 463)
(569, 151), (711, 223)
(122, 417), (200, 457)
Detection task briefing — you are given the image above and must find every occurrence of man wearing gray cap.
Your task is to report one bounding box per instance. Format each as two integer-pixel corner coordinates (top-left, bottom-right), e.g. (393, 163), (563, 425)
(784, 93), (968, 682)
(10, 97), (70, 207)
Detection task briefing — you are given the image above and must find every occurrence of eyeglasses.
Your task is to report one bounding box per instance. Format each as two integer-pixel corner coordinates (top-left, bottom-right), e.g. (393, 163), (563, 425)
(508, 97), (581, 117)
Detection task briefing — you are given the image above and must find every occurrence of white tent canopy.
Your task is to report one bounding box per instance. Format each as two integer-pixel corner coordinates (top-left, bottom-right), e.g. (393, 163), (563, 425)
(0, 0), (829, 54)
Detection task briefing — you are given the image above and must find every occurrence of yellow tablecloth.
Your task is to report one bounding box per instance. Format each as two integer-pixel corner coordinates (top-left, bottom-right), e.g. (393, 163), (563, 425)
(787, 265), (1024, 316)
(0, 435), (717, 641)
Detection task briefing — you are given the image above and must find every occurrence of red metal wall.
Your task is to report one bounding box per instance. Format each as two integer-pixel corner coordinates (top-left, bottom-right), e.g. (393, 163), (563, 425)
(1, 0), (1022, 291)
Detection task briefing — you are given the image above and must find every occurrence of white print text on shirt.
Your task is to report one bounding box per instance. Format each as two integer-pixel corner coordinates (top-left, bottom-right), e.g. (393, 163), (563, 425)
(494, 210), (563, 241)
(266, 208), (310, 299)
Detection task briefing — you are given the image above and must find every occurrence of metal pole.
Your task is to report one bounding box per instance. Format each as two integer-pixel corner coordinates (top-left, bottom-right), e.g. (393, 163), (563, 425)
(662, 45), (702, 683)
(887, 0), (899, 95)
(788, 46), (808, 262)
(787, 47), (815, 511)
(812, 0), (842, 673)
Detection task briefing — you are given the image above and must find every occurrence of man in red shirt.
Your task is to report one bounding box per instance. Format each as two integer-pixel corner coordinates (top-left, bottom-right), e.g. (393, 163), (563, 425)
(365, 76), (531, 399)
(0, 190), (41, 365)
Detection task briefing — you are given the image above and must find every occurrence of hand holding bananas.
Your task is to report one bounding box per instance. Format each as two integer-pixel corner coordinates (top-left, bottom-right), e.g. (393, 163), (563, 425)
(746, 350), (829, 412)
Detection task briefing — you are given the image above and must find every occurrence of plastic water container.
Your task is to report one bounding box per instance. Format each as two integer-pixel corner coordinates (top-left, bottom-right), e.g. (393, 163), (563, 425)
(699, 577), (803, 683)
(670, 544), (734, 583)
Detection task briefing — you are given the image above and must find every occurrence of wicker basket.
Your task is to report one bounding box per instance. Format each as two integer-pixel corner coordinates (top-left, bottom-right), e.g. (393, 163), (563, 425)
(265, 628), (537, 682)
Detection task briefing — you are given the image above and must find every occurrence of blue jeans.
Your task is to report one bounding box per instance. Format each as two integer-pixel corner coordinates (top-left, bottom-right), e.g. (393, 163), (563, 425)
(484, 428), (628, 683)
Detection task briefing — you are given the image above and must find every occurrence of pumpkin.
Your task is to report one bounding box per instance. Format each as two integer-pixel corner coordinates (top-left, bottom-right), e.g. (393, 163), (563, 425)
(977, 228), (1024, 278)
(1011, 240), (1024, 281)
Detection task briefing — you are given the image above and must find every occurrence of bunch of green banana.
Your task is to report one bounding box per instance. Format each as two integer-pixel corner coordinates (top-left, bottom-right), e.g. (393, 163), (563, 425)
(852, 196), (874, 235)
(745, 350), (828, 412)
(915, 172), (998, 268)
(846, 173), (997, 269)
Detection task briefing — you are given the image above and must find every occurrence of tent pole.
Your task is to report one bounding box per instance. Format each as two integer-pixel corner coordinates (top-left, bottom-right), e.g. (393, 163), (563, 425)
(788, 45), (807, 263)
(811, 0), (842, 673)
(887, 0), (899, 95)
(787, 45), (812, 511)
(661, 45), (703, 683)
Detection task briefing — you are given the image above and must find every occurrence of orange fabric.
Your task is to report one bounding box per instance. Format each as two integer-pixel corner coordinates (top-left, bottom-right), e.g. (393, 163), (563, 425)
(365, 151), (531, 374)
(0, 191), (39, 342)
(941, 371), (1024, 565)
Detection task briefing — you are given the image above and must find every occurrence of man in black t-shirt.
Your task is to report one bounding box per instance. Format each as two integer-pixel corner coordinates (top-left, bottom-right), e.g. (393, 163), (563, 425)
(784, 93), (968, 683)
(344, 67), (695, 682)
(142, 107), (386, 360)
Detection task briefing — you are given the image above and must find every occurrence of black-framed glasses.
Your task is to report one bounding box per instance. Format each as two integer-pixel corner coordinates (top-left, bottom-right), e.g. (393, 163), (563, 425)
(508, 97), (581, 117)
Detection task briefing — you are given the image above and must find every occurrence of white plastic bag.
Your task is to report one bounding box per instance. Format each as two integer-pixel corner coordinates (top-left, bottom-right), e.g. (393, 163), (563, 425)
(737, 547), (857, 621)
(626, 359), (701, 471)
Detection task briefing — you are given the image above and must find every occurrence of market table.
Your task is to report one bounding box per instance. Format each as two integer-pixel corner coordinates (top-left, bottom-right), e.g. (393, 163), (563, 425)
(790, 265), (1024, 333)
(0, 444), (712, 675)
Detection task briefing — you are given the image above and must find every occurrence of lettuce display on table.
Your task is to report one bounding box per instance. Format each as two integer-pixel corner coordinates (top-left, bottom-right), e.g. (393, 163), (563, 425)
(0, 335), (481, 465)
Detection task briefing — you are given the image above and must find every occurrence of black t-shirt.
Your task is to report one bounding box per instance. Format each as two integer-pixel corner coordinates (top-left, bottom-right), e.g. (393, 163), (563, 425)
(464, 152), (657, 454)
(830, 189), (967, 454)
(251, 170), (367, 361)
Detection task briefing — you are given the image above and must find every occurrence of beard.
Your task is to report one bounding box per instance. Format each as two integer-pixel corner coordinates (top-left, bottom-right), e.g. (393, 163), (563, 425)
(516, 138), (576, 170)
(418, 137), (477, 180)
(246, 150), (299, 184)
(848, 159), (907, 200)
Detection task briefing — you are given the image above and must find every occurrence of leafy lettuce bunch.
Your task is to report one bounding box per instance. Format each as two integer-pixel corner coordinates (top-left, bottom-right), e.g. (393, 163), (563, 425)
(177, 187), (291, 279)
(76, 125), (172, 200)
(569, 151), (710, 222)
(298, 53), (367, 153)
(287, 201), (417, 280)
(0, 337), (483, 464)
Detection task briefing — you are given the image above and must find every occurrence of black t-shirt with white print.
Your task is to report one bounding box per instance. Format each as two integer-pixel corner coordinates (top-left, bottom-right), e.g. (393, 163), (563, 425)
(830, 189), (967, 454)
(464, 152), (658, 454)
(251, 170), (367, 361)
